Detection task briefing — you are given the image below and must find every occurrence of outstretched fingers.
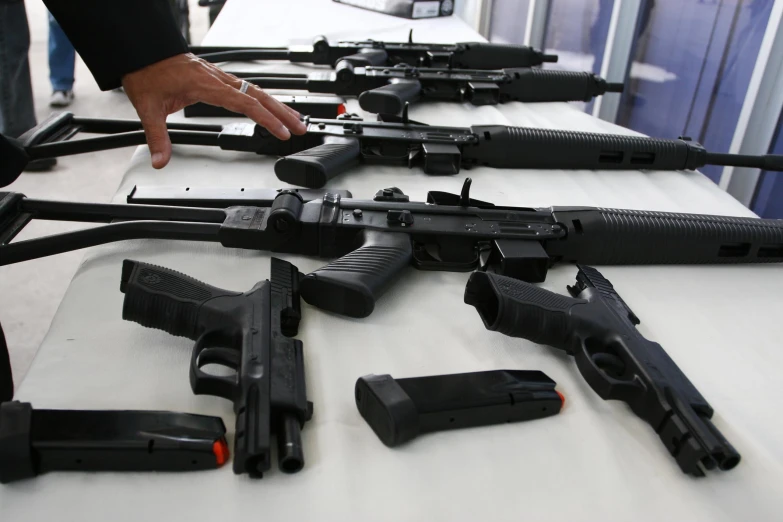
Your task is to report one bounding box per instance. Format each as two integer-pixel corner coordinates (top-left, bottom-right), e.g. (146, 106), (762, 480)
(214, 70), (307, 135)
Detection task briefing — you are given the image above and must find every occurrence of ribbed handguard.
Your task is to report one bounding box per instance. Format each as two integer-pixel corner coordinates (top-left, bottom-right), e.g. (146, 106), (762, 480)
(464, 272), (581, 350)
(548, 208), (783, 265)
(120, 259), (237, 340)
(275, 136), (360, 188)
(454, 42), (554, 69)
(501, 69), (617, 102)
(465, 125), (704, 170)
(300, 230), (413, 318)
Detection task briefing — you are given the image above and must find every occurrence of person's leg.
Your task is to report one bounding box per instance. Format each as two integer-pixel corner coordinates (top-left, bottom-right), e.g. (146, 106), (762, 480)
(48, 10), (75, 106)
(0, 0), (37, 138)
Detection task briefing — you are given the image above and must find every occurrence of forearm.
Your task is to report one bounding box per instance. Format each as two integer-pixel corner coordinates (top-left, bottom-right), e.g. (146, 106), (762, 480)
(43, 0), (188, 90)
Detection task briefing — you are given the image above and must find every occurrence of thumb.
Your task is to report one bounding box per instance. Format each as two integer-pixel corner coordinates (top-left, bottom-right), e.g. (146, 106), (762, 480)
(139, 109), (172, 169)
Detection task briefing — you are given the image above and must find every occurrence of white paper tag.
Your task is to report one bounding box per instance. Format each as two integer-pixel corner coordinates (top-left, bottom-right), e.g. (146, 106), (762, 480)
(412, 1), (441, 18)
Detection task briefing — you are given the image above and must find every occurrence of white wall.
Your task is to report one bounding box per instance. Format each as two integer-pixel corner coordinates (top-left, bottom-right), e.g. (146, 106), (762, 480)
(454, 0), (483, 31)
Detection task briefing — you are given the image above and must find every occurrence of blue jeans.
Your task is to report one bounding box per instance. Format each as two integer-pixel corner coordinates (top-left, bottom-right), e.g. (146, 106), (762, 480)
(48, 11), (75, 91)
(0, 0), (36, 138)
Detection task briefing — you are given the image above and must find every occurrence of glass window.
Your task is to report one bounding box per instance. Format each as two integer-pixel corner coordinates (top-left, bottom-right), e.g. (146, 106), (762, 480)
(617, 0), (773, 182)
(541, 0), (615, 113)
(542, 0), (614, 75)
(488, 0), (530, 45)
(751, 112), (783, 218)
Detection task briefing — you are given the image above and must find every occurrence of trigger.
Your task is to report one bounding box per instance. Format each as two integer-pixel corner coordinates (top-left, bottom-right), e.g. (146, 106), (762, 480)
(591, 353), (625, 377)
(197, 347), (241, 371)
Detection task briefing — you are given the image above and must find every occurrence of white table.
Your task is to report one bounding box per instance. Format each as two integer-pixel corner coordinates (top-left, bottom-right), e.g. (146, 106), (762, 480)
(3, 1), (783, 520)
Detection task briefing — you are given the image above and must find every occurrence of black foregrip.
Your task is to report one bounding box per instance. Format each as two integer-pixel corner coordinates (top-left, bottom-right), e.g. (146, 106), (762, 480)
(464, 272), (583, 350)
(120, 259), (241, 340)
(300, 230), (413, 318)
(501, 69), (616, 102)
(358, 80), (422, 114)
(548, 208), (783, 265)
(275, 136), (360, 188)
(454, 43), (554, 69)
(465, 125), (705, 171)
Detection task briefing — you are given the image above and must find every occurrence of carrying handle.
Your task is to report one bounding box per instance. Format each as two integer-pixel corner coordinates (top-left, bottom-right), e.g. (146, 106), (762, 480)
(358, 79), (422, 115)
(300, 230), (413, 318)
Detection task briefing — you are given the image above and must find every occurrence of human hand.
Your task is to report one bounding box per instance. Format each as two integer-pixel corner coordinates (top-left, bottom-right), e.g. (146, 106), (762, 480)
(122, 53), (307, 169)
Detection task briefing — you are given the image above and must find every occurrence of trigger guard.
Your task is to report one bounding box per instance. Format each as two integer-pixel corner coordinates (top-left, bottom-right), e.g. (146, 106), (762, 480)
(196, 347), (241, 371)
(189, 333), (238, 401)
(574, 338), (644, 401)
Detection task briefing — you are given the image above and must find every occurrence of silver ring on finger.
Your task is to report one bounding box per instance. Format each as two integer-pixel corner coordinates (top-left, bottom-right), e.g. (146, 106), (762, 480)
(239, 80), (250, 94)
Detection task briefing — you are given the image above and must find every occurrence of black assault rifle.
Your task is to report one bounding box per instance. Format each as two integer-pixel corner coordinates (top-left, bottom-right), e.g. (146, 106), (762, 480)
(192, 33), (558, 69)
(3, 112), (783, 189)
(231, 64), (623, 114)
(2, 179), (782, 318)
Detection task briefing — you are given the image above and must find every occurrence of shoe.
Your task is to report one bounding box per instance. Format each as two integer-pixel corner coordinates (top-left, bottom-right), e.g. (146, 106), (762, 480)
(23, 158), (57, 172)
(50, 90), (74, 108)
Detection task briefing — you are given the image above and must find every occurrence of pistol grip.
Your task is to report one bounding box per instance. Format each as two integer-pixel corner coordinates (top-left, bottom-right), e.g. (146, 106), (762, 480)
(275, 136), (360, 188)
(300, 230), (413, 318)
(464, 272), (582, 350)
(120, 259), (240, 340)
(358, 79), (422, 115)
(337, 48), (389, 67)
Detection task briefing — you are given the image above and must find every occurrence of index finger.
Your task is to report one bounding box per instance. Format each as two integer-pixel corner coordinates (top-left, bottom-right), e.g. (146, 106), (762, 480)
(199, 83), (292, 140)
(218, 72), (307, 135)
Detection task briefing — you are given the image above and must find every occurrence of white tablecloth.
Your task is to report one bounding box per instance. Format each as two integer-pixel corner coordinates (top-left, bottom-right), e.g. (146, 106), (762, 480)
(2, 1), (782, 520)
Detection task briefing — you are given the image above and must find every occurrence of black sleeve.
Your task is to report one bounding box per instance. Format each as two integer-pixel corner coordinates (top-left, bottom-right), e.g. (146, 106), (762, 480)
(43, 0), (189, 91)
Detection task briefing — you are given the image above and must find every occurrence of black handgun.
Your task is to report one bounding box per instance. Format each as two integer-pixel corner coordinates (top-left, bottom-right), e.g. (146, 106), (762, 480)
(464, 265), (741, 476)
(120, 257), (312, 477)
(192, 33), (558, 69)
(3, 179), (783, 320)
(233, 64), (623, 114)
(5, 112), (783, 189)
